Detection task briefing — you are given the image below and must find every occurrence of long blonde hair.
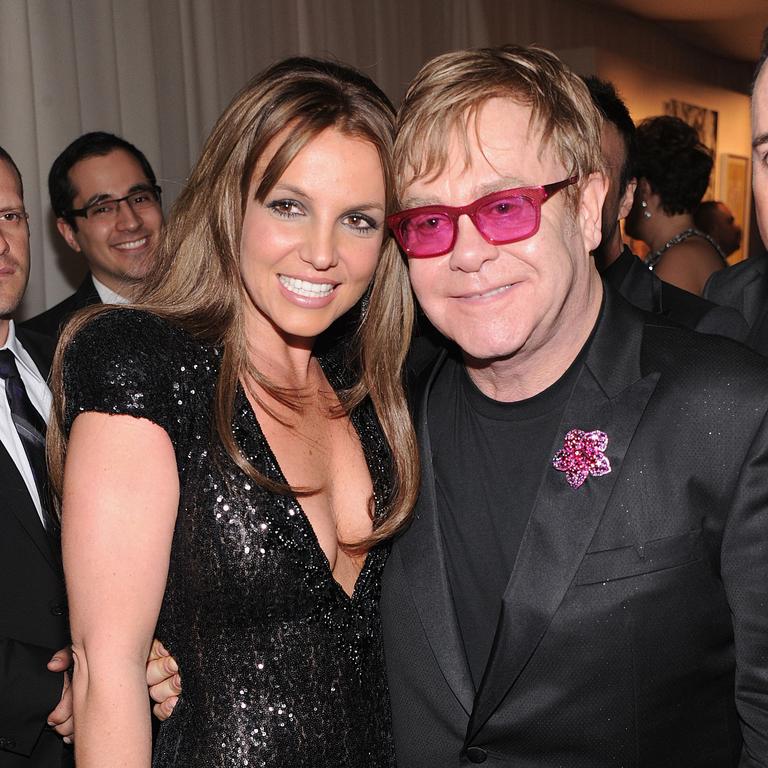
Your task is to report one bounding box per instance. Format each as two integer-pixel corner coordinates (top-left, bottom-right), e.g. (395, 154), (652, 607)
(49, 57), (419, 547)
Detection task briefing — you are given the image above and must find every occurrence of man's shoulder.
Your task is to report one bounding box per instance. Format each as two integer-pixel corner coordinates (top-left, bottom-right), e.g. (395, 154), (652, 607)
(20, 275), (100, 338)
(658, 280), (749, 342)
(705, 255), (767, 301)
(641, 311), (768, 390)
(14, 326), (56, 377)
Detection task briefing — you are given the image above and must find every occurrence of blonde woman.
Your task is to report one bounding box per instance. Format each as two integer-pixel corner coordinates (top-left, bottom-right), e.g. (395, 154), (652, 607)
(49, 58), (418, 768)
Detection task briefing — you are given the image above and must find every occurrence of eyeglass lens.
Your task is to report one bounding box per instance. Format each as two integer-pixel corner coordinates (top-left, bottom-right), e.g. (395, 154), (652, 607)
(86, 188), (160, 219)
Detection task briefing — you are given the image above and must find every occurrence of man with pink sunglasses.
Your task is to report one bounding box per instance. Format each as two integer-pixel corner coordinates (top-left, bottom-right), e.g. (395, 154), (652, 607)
(381, 45), (768, 767)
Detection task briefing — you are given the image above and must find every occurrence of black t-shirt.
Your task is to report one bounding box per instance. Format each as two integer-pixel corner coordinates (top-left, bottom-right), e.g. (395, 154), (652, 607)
(428, 345), (590, 688)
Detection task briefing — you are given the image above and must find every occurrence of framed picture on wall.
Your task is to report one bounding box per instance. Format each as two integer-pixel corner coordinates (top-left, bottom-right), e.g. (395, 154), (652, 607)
(664, 99), (719, 200)
(720, 154), (750, 264)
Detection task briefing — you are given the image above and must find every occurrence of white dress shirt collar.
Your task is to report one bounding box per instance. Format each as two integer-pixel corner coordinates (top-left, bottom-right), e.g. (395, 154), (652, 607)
(92, 274), (130, 305)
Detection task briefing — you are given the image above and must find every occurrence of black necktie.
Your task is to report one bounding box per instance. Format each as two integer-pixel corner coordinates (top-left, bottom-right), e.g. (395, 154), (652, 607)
(0, 348), (53, 529)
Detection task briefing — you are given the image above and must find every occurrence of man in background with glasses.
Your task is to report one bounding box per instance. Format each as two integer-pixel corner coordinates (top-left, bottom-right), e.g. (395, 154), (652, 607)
(22, 132), (163, 340)
(381, 44), (768, 766)
(0, 145), (73, 767)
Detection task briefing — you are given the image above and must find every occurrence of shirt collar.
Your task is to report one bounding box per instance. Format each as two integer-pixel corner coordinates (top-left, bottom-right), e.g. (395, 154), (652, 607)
(1, 320), (45, 382)
(92, 275), (130, 305)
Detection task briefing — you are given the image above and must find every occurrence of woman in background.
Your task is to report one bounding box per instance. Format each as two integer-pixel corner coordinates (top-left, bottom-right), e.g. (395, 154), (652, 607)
(48, 57), (419, 768)
(626, 115), (726, 295)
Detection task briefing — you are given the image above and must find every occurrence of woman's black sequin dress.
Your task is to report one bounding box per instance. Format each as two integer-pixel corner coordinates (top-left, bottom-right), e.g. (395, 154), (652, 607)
(63, 309), (396, 768)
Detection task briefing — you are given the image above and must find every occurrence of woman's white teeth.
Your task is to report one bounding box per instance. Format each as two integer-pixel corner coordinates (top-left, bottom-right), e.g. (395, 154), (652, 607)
(279, 276), (334, 297)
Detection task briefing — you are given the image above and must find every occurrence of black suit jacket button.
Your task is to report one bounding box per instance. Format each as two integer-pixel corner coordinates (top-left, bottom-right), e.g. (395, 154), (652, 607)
(466, 746), (487, 763)
(49, 601), (65, 616)
(0, 736), (17, 749)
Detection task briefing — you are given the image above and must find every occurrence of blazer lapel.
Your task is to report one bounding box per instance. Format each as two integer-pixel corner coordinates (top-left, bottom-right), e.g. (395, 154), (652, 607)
(467, 289), (660, 740)
(616, 248), (660, 314)
(395, 348), (475, 714)
(738, 258), (768, 327)
(0, 440), (57, 570)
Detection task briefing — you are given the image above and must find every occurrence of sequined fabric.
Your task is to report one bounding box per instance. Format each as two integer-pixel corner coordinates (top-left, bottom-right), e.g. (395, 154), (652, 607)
(63, 309), (396, 768)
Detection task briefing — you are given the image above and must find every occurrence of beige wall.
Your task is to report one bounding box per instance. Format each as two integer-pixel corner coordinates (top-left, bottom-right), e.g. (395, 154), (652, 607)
(4, 0), (760, 318)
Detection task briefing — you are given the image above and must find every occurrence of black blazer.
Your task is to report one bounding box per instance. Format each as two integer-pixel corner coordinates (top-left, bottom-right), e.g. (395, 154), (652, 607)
(605, 246), (749, 342)
(0, 328), (69, 768)
(382, 288), (768, 767)
(21, 274), (101, 341)
(704, 254), (768, 356)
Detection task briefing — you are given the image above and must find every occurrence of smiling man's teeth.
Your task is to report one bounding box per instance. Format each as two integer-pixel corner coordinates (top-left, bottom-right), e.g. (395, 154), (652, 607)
(279, 275), (334, 298)
(114, 237), (148, 250)
(478, 284), (510, 298)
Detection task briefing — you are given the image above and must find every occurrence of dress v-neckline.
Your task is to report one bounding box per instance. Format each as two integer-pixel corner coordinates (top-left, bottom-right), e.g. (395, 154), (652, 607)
(234, 382), (376, 602)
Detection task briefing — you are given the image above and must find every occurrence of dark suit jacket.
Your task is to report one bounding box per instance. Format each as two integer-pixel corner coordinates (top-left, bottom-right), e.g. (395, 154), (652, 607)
(21, 274), (101, 341)
(0, 328), (69, 768)
(382, 288), (768, 767)
(704, 254), (768, 356)
(605, 246), (749, 342)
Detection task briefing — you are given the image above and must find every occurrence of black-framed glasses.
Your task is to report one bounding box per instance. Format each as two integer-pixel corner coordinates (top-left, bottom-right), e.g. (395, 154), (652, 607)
(68, 185), (162, 220)
(387, 176), (578, 258)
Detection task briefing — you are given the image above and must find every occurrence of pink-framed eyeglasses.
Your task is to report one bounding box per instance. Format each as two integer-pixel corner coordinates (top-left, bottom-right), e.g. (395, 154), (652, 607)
(387, 176), (578, 258)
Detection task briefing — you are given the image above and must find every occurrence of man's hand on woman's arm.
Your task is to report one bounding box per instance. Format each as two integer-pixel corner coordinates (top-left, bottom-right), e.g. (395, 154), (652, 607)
(46, 646), (74, 742)
(146, 639), (181, 721)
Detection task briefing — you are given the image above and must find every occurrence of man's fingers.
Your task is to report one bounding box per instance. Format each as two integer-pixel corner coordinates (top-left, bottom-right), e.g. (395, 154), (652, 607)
(51, 714), (74, 739)
(149, 674), (181, 704)
(47, 672), (74, 738)
(146, 653), (179, 686)
(153, 695), (178, 722)
(47, 646), (73, 672)
(147, 638), (169, 663)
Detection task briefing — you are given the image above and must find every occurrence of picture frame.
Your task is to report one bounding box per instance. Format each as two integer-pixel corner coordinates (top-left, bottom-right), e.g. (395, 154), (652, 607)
(720, 154), (750, 264)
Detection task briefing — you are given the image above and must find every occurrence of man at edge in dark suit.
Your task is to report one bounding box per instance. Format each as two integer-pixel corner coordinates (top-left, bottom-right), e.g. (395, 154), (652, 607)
(705, 28), (768, 355)
(0, 146), (73, 766)
(22, 132), (163, 340)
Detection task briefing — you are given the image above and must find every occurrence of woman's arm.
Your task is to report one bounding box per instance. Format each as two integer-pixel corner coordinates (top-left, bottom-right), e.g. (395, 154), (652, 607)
(63, 412), (179, 768)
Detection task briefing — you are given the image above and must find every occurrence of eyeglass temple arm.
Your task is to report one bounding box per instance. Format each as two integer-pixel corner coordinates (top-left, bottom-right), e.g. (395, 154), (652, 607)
(542, 175), (579, 199)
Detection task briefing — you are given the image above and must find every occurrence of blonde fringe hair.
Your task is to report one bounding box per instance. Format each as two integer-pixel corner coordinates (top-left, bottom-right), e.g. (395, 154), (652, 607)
(394, 45), (605, 210)
(48, 57), (420, 549)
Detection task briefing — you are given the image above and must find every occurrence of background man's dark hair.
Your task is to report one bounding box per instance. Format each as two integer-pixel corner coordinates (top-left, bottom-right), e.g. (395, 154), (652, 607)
(583, 76), (636, 195)
(0, 145), (24, 198)
(49, 131), (157, 228)
(752, 27), (768, 90)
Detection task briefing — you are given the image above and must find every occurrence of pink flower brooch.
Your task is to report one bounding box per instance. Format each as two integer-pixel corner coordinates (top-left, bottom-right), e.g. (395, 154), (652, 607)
(552, 429), (611, 489)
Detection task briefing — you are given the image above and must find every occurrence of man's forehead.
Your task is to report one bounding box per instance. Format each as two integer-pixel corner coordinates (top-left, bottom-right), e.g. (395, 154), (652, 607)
(752, 65), (768, 132)
(0, 159), (23, 205)
(69, 149), (149, 199)
(401, 156), (561, 208)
